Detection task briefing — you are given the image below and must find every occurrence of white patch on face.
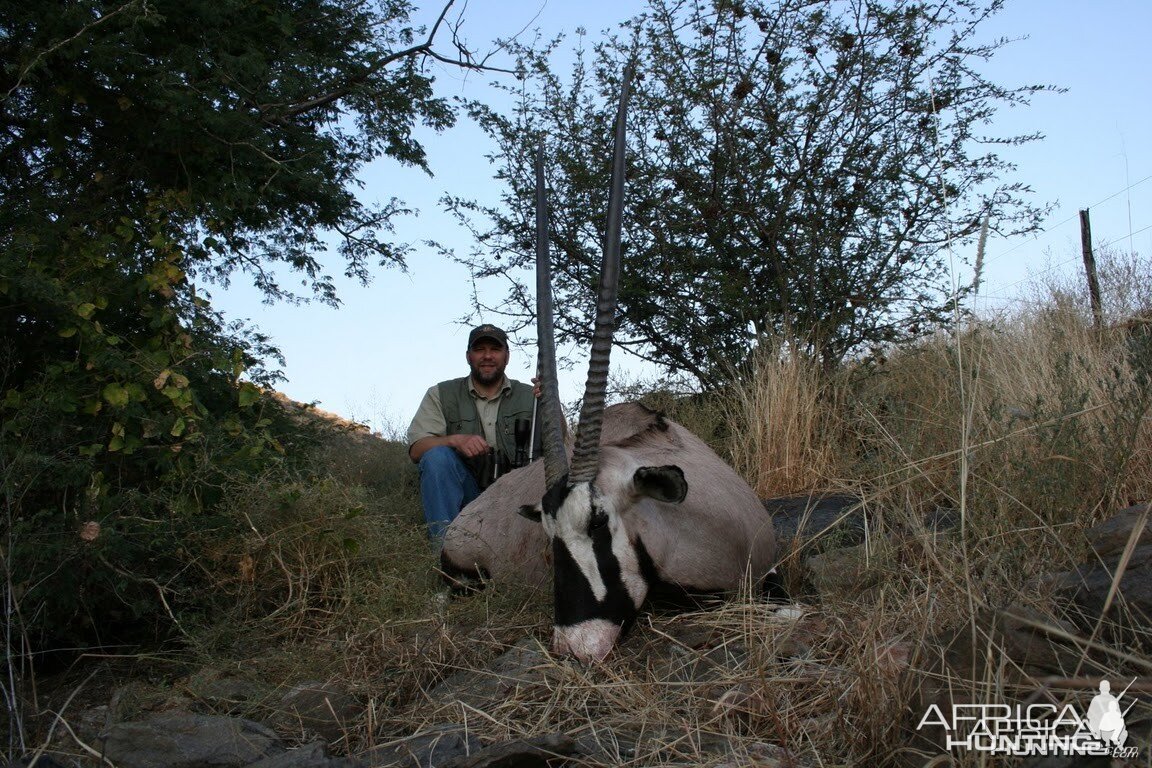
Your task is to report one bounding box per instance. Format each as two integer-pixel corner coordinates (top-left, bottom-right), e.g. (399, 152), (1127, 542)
(553, 619), (621, 663)
(549, 483), (607, 602)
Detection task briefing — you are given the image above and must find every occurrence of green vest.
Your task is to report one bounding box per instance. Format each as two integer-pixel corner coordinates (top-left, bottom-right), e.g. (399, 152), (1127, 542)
(437, 377), (541, 469)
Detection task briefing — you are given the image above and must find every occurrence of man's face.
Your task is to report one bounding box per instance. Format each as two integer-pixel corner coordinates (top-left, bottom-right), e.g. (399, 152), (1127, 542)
(467, 340), (509, 386)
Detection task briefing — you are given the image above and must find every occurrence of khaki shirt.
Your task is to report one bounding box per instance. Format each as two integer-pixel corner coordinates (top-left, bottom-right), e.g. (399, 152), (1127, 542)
(406, 377), (514, 448)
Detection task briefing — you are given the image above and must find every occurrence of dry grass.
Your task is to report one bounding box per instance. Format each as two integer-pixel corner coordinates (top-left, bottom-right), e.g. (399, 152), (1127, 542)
(358, 600), (909, 765)
(856, 301), (1152, 534)
(723, 342), (847, 497)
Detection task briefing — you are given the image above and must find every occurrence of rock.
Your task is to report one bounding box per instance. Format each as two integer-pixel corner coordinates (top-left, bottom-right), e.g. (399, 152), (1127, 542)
(993, 604), (1084, 675)
(246, 742), (361, 768)
(763, 494), (866, 555)
(805, 541), (889, 595)
(98, 711), (284, 768)
(713, 741), (792, 767)
(1059, 543), (1152, 644)
(899, 503), (1152, 764)
(1084, 502), (1152, 557)
(7, 757), (71, 768)
(272, 680), (361, 743)
(421, 638), (553, 714)
(571, 730), (639, 764)
(183, 668), (275, 712)
(440, 733), (579, 767)
(361, 724), (484, 768)
(1045, 502), (1152, 651)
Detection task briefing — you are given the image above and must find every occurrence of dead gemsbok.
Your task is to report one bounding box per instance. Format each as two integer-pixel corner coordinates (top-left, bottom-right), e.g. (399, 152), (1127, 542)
(440, 65), (777, 663)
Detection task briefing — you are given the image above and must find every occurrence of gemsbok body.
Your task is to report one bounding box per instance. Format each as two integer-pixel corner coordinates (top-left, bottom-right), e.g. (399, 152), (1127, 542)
(440, 64), (777, 662)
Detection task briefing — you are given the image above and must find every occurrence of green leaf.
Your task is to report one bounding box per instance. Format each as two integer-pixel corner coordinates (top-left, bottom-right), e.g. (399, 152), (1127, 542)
(238, 382), (260, 408)
(75, 303), (96, 319)
(102, 383), (130, 408)
(124, 383), (146, 402)
(170, 417), (186, 437)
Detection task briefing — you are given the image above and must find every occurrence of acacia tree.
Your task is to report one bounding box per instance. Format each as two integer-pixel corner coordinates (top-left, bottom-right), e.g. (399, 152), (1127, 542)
(446, 0), (1053, 387)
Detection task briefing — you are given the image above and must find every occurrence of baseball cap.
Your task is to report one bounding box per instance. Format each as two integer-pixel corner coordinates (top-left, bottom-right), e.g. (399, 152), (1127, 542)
(468, 324), (508, 348)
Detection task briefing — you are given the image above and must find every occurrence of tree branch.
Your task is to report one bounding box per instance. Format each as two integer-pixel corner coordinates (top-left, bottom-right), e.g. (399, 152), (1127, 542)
(271, 0), (516, 121)
(2, 0), (144, 103)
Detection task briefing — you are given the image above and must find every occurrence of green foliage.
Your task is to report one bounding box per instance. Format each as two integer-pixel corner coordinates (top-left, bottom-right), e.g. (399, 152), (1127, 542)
(444, 0), (1056, 387)
(1, 0), (456, 303)
(0, 0), (474, 655)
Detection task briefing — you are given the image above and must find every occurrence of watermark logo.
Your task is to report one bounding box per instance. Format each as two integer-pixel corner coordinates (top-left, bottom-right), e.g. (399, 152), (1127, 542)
(916, 678), (1139, 759)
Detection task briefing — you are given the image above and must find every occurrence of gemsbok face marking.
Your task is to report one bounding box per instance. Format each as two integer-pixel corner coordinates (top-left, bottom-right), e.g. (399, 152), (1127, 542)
(439, 63), (777, 663)
(521, 454), (690, 661)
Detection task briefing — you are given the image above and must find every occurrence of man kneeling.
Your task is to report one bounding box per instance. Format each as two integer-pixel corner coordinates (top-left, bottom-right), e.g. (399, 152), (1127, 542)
(406, 325), (540, 543)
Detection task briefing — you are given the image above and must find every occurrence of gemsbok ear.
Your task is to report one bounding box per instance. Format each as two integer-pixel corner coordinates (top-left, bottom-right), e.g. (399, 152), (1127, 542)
(518, 504), (543, 523)
(633, 465), (688, 504)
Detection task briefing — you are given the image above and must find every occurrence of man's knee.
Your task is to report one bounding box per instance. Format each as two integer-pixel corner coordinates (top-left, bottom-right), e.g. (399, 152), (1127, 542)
(420, 445), (481, 506)
(419, 445), (464, 477)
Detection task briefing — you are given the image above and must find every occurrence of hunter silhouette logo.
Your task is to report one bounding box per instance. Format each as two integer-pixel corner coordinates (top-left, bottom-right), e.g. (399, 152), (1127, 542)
(917, 678), (1139, 758)
(1087, 680), (1130, 747)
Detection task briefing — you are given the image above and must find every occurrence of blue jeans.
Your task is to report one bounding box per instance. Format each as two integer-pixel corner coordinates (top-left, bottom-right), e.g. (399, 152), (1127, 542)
(418, 446), (480, 542)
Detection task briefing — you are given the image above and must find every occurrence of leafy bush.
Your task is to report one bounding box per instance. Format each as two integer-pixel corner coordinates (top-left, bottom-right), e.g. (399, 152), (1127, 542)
(1, 353), (321, 656)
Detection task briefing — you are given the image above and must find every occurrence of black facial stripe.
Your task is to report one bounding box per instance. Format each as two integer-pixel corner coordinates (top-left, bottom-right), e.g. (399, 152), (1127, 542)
(634, 537), (661, 586)
(552, 532), (639, 631)
(590, 520), (621, 584)
(542, 476), (571, 518)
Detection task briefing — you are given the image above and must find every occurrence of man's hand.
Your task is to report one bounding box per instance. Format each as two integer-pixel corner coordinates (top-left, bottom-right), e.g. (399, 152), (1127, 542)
(531, 376), (542, 398)
(408, 433), (490, 463)
(448, 433), (491, 458)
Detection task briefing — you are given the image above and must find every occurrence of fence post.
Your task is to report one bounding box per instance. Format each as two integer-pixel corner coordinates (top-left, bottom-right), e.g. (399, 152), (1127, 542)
(1079, 209), (1104, 334)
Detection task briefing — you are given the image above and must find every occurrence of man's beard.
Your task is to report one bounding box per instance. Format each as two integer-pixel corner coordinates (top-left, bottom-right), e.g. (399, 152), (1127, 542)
(470, 364), (504, 386)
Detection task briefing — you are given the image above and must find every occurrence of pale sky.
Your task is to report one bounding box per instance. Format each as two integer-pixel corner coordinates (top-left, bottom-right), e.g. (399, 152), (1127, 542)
(210, 0), (1152, 435)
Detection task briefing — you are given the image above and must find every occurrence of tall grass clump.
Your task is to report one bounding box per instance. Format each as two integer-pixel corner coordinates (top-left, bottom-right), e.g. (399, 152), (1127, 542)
(723, 341), (848, 497)
(840, 312), (1150, 651)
